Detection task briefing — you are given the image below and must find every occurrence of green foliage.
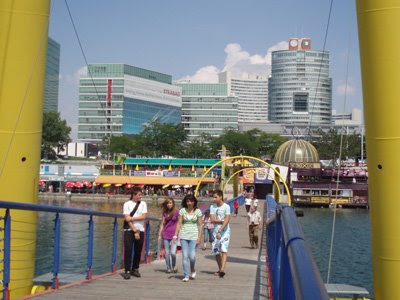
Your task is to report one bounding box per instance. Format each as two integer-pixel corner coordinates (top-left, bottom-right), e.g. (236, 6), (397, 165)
(181, 133), (212, 158)
(208, 129), (288, 159)
(108, 136), (134, 155)
(41, 112), (71, 159)
(209, 130), (258, 156)
(312, 128), (365, 161)
(256, 132), (288, 159)
(134, 121), (187, 157)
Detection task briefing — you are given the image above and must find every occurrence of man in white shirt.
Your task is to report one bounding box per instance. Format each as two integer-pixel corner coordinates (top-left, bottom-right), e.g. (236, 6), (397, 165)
(123, 187), (147, 279)
(247, 206), (262, 249)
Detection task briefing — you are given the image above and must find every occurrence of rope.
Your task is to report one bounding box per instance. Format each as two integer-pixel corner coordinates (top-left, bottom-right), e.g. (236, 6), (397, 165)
(306, 0), (334, 137)
(326, 27), (352, 284)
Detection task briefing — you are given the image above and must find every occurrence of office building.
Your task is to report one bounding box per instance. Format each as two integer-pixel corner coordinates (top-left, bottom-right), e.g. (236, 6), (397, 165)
(78, 64), (181, 142)
(177, 83), (238, 140)
(44, 37), (60, 112)
(268, 38), (332, 127)
(219, 71), (268, 125)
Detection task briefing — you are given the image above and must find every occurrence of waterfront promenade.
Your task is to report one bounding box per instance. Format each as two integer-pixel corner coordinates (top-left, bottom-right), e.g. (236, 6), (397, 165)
(31, 202), (269, 299)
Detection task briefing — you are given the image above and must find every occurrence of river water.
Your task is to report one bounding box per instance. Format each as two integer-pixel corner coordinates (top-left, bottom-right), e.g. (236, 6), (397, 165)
(34, 199), (373, 296)
(298, 207), (373, 297)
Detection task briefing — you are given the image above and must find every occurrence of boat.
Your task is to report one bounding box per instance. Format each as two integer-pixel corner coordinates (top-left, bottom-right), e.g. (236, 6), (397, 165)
(291, 167), (368, 207)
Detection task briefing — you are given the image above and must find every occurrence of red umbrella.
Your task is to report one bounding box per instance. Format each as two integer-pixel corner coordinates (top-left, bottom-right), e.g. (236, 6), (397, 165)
(83, 181), (92, 188)
(74, 182), (84, 188)
(39, 180), (46, 187)
(65, 181), (74, 188)
(125, 184), (134, 189)
(138, 184), (145, 188)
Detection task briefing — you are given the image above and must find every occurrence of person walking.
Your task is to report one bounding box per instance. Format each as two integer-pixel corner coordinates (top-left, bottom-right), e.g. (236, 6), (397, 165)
(210, 189), (231, 278)
(158, 198), (179, 273)
(122, 187), (147, 279)
(245, 193), (252, 213)
(247, 206), (262, 249)
(202, 210), (214, 250)
(173, 195), (202, 282)
(233, 199), (239, 217)
(252, 196), (259, 208)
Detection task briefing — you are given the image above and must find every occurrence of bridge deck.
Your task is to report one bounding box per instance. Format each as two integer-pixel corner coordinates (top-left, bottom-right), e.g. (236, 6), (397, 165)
(33, 202), (269, 299)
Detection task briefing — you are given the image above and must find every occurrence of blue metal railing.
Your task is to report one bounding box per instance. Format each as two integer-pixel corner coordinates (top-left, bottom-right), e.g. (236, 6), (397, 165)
(0, 200), (160, 299)
(265, 196), (329, 300)
(0, 195), (244, 299)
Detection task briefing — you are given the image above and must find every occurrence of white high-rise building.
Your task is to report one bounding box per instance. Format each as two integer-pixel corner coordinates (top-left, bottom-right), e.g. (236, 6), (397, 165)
(219, 71), (268, 125)
(268, 38), (332, 126)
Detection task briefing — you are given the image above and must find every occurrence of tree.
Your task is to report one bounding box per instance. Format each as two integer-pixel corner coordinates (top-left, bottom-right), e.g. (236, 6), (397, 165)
(182, 133), (212, 158)
(108, 135), (134, 156)
(312, 128), (364, 162)
(135, 121), (187, 157)
(256, 132), (288, 160)
(41, 112), (71, 159)
(209, 130), (258, 156)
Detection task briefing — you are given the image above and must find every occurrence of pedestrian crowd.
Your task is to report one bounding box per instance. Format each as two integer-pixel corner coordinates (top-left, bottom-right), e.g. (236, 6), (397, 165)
(122, 188), (261, 282)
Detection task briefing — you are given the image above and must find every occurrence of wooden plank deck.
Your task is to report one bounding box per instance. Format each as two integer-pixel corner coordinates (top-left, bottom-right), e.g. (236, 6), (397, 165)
(32, 201), (270, 299)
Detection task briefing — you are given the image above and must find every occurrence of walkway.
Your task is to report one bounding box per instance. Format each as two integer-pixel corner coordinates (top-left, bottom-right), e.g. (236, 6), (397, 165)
(32, 202), (269, 299)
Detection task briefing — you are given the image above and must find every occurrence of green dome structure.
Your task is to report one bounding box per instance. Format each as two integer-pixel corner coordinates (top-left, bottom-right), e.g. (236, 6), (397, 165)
(274, 139), (320, 167)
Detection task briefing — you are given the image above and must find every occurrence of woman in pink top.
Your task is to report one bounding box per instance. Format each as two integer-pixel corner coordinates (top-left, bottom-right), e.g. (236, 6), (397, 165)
(158, 198), (179, 273)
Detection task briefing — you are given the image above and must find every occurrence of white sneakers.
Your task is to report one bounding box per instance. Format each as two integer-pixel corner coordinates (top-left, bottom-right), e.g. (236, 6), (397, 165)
(182, 272), (196, 282)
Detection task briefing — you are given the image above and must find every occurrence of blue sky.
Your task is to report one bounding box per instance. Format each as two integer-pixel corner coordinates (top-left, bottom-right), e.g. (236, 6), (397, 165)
(49, 0), (362, 140)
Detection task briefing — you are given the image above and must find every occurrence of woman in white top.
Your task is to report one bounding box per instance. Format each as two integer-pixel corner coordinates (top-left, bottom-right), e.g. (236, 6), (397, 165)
(245, 193), (252, 213)
(210, 189), (231, 278)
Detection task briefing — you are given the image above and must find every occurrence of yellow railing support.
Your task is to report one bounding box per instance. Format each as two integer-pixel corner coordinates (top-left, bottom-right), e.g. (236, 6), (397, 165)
(194, 155), (291, 206)
(356, 1), (400, 298)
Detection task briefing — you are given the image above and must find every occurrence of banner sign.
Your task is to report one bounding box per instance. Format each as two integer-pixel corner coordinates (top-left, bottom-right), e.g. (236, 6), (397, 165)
(254, 168), (273, 184)
(162, 171), (179, 177)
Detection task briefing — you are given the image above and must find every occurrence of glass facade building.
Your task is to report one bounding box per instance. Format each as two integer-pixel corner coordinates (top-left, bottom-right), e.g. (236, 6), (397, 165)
(44, 37), (60, 112)
(219, 71), (268, 125)
(177, 83), (238, 140)
(78, 64), (181, 142)
(268, 40), (332, 126)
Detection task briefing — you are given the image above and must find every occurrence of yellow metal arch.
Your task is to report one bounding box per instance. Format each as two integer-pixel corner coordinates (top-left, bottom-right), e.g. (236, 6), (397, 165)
(222, 167), (281, 199)
(194, 155), (291, 205)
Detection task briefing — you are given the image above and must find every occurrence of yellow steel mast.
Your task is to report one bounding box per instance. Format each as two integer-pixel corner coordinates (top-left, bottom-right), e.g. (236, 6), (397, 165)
(0, 0), (50, 298)
(356, 1), (400, 298)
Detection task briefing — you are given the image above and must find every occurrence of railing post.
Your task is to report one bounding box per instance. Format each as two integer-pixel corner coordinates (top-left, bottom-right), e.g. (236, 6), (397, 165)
(111, 217), (118, 272)
(52, 213), (61, 289)
(86, 215), (93, 280)
(144, 221), (150, 263)
(3, 209), (11, 300)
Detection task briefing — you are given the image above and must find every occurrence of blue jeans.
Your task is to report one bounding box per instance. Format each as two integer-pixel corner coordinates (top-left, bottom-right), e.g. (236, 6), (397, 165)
(180, 239), (197, 278)
(163, 239), (177, 270)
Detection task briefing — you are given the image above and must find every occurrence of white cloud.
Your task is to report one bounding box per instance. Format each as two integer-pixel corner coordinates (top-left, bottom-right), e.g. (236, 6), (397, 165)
(177, 65), (220, 83)
(336, 82), (356, 96)
(64, 66), (87, 84)
(178, 41), (288, 82)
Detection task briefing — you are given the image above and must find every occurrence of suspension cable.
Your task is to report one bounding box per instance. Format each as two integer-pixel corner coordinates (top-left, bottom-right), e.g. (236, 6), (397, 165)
(326, 27), (352, 284)
(306, 0), (334, 137)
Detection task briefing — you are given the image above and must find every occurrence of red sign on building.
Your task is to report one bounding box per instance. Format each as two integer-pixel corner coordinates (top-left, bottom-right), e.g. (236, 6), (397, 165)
(107, 79), (112, 105)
